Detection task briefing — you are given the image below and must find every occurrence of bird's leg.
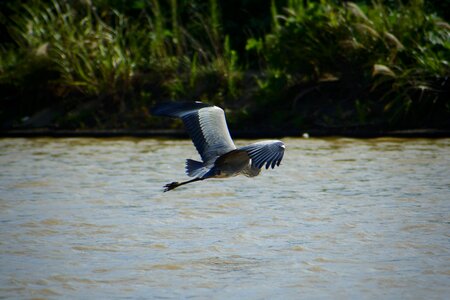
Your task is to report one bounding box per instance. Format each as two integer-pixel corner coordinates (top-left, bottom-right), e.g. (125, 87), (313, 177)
(163, 177), (204, 192)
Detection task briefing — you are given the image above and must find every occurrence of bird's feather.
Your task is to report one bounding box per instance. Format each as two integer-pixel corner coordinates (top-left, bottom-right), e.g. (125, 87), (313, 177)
(238, 140), (285, 169)
(152, 101), (236, 163)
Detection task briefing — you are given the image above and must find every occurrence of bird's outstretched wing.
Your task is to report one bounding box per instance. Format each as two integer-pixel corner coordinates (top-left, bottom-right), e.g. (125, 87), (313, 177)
(238, 140), (285, 169)
(152, 102), (236, 163)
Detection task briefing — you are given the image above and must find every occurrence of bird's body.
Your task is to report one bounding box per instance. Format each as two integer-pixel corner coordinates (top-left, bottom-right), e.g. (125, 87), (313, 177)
(152, 101), (285, 191)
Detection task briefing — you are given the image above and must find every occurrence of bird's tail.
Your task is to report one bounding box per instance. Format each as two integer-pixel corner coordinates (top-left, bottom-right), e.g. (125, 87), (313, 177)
(185, 159), (209, 178)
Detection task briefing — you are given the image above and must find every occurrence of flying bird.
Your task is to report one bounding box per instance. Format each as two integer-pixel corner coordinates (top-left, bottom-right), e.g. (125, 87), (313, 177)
(152, 101), (285, 191)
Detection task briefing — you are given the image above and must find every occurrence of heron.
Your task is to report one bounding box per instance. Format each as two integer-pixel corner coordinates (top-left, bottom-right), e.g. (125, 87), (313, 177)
(152, 101), (285, 192)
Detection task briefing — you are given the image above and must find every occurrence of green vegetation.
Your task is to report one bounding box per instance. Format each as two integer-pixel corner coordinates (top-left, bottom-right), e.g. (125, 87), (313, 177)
(0, 0), (449, 132)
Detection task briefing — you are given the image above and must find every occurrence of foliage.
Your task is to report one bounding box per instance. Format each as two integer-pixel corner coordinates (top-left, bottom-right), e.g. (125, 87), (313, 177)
(246, 0), (450, 128)
(0, 0), (448, 130)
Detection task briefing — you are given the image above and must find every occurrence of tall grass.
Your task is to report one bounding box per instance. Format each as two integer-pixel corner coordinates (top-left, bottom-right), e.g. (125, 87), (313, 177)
(6, 0), (241, 99)
(246, 0), (449, 127)
(9, 0), (138, 107)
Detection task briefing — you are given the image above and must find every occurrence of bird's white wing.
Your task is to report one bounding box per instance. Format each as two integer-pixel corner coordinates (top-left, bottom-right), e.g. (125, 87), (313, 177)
(152, 102), (236, 163)
(238, 140), (285, 169)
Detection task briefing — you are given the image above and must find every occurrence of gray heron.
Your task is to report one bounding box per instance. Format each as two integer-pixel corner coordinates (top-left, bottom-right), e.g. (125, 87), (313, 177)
(152, 101), (285, 191)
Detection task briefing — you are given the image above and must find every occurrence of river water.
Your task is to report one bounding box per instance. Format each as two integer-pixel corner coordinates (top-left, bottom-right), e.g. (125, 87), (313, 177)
(0, 137), (449, 299)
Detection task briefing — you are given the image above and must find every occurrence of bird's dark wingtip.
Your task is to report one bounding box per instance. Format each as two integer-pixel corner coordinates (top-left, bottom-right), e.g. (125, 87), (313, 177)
(151, 101), (213, 117)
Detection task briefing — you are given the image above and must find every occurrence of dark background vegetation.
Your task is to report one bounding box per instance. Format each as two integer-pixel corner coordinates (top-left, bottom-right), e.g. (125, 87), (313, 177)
(0, 0), (449, 133)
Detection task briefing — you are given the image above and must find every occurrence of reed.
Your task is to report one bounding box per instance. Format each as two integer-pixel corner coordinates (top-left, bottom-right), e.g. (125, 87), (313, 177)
(9, 0), (138, 102)
(247, 0), (449, 127)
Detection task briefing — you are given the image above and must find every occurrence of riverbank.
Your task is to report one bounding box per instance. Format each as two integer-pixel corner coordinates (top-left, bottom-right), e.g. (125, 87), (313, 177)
(2, 128), (449, 139)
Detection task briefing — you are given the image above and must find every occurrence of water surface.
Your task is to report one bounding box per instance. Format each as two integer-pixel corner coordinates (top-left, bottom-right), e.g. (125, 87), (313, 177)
(1, 137), (449, 299)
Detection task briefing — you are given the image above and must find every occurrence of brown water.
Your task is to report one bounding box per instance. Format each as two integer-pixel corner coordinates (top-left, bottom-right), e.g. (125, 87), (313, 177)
(0, 137), (449, 299)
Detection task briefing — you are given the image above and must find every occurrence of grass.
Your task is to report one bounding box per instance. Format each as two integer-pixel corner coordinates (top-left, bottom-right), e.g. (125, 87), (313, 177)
(0, 0), (448, 130)
(246, 0), (449, 128)
(1, 0), (244, 127)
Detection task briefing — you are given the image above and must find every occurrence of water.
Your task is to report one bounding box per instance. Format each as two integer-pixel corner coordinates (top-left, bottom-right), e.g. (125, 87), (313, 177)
(0, 137), (449, 299)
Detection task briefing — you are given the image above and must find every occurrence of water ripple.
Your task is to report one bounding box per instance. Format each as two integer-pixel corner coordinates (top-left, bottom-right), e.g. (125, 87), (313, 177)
(0, 137), (449, 299)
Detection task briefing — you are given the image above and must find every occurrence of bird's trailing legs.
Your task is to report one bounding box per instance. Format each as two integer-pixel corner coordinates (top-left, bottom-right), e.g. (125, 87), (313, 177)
(164, 177), (204, 192)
